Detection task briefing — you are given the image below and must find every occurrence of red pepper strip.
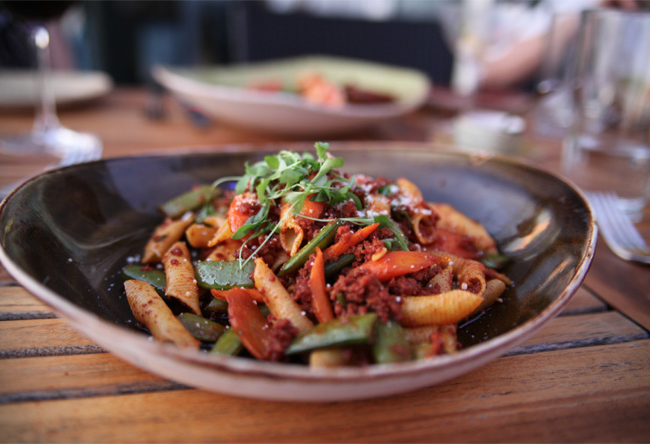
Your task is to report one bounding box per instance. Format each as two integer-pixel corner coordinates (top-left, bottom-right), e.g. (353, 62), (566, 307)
(357, 251), (439, 282)
(225, 288), (269, 360)
(211, 287), (265, 303)
(310, 247), (334, 323)
(323, 222), (380, 261)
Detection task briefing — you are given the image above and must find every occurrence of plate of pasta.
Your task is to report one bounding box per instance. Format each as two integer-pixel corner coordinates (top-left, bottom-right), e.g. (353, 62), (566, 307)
(0, 142), (597, 401)
(152, 56), (430, 136)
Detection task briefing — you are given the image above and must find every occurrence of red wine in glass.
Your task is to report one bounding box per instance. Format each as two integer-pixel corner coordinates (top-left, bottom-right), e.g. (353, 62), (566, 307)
(1, 1), (77, 22)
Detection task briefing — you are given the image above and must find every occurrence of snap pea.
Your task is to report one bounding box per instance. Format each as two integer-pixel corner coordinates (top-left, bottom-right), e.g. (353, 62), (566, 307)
(278, 220), (343, 276)
(195, 260), (255, 290)
(480, 253), (511, 270)
(159, 185), (220, 219)
(324, 254), (355, 280)
(372, 320), (412, 364)
(122, 265), (166, 293)
(285, 313), (377, 355)
(210, 328), (244, 356)
(177, 313), (226, 343)
(202, 297), (228, 316)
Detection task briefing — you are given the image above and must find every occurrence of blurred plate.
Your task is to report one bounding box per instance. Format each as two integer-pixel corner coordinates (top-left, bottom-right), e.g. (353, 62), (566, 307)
(0, 142), (597, 402)
(0, 70), (113, 109)
(153, 56), (431, 136)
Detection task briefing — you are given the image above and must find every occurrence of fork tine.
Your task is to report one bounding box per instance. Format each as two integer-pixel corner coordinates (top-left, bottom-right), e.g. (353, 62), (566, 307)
(586, 191), (650, 264)
(589, 192), (624, 247)
(601, 192), (648, 250)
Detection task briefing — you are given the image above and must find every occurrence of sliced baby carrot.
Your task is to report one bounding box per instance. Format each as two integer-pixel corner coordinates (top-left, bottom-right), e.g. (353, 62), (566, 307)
(310, 247), (334, 323)
(323, 222), (380, 261)
(357, 251), (439, 282)
(211, 287), (265, 303)
(225, 288), (269, 360)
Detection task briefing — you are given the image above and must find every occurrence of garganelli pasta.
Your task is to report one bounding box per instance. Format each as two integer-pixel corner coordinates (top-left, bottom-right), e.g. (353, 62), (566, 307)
(122, 143), (512, 367)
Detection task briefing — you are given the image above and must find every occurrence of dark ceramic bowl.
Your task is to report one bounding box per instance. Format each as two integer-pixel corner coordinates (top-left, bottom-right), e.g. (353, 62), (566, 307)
(0, 143), (597, 401)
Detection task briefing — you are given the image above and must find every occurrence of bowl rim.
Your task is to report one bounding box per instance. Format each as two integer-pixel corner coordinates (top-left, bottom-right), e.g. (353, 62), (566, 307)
(0, 143), (598, 385)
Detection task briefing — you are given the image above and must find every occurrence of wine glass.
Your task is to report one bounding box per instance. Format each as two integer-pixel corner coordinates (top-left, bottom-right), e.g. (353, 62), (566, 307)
(436, 1), (528, 154)
(0, 1), (102, 197)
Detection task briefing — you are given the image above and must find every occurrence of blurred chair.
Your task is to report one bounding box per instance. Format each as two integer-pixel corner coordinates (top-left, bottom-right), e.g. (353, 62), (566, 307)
(230, 0), (453, 86)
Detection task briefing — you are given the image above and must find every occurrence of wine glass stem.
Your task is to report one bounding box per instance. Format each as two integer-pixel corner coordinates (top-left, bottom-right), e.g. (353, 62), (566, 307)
(33, 25), (60, 133)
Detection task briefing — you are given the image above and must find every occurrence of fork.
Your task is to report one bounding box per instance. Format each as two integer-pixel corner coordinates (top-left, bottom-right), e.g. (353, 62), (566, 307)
(586, 191), (650, 264)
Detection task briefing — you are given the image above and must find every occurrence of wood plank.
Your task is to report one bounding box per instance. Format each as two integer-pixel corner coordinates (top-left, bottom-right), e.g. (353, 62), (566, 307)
(559, 286), (607, 315)
(0, 340), (647, 443)
(0, 319), (102, 358)
(0, 311), (644, 407)
(0, 286), (614, 361)
(510, 310), (648, 355)
(0, 307), (639, 362)
(585, 241), (650, 330)
(0, 267), (12, 284)
(6, 310), (624, 361)
(0, 287), (55, 320)
(0, 354), (182, 404)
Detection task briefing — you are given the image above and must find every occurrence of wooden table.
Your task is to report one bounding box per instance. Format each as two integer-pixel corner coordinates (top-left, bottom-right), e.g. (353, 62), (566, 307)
(1, 88), (649, 442)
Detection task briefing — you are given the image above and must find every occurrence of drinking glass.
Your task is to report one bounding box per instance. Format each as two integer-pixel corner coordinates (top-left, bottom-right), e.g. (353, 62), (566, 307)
(442, 0), (537, 100)
(0, 1), (102, 197)
(531, 11), (581, 138)
(561, 9), (650, 216)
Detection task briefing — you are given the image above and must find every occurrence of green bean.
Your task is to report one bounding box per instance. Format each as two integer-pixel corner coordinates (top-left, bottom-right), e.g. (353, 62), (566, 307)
(324, 254), (355, 280)
(278, 220), (343, 276)
(177, 313), (225, 342)
(285, 313), (377, 355)
(372, 320), (412, 364)
(195, 260), (255, 290)
(210, 328), (243, 356)
(202, 297), (228, 316)
(159, 185), (220, 219)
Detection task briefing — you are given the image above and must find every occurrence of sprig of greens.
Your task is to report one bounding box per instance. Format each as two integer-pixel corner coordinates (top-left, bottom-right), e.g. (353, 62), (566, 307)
(210, 143), (409, 266)
(238, 144), (352, 205)
(223, 143), (362, 239)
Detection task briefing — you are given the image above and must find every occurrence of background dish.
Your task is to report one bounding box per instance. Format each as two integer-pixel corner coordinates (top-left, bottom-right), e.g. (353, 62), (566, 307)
(0, 70), (113, 109)
(0, 143), (597, 401)
(153, 56), (431, 136)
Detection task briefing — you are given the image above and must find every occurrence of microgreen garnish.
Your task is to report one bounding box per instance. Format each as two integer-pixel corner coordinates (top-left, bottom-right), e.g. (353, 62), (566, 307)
(210, 142), (408, 266)
(372, 215), (409, 251)
(222, 143), (360, 235)
(194, 204), (217, 224)
(230, 202), (271, 240)
(377, 184), (398, 197)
